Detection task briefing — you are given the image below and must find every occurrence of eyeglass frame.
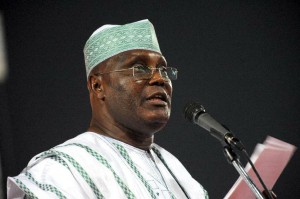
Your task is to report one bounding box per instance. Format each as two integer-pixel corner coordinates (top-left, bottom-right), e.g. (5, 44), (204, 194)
(93, 65), (178, 81)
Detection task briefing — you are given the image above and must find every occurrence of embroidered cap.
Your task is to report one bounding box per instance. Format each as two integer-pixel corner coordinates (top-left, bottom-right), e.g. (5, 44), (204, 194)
(83, 19), (162, 78)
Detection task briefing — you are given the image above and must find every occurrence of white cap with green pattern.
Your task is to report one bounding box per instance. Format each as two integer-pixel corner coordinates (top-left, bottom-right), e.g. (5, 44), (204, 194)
(83, 19), (162, 78)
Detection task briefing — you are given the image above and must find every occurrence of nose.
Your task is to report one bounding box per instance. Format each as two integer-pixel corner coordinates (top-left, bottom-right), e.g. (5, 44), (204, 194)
(148, 69), (167, 85)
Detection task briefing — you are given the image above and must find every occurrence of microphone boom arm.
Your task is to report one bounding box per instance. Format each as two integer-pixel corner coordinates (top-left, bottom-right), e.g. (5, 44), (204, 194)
(223, 145), (265, 199)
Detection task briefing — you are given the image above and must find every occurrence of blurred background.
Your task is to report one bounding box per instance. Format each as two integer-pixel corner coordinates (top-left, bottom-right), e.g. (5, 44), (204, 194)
(0, 1), (299, 198)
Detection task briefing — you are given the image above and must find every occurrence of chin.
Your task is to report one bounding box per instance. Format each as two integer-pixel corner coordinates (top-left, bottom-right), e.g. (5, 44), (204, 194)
(145, 114), (169, 131)
(143, 121), (167, 134)
(147, 110), (170, 122)
(137, 108), (170, 131)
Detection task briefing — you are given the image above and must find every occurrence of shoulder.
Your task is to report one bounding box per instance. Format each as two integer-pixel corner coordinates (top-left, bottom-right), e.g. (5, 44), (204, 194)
(7, 132), (110, 198)
(8, 156), (88, 198)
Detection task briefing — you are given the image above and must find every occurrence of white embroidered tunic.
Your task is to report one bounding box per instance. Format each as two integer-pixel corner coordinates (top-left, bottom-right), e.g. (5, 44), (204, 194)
(7, 132), (208, 199)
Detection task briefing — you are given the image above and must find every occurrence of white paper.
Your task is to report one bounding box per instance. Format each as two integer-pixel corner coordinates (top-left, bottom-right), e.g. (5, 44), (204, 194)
(224, 136), (296, 199)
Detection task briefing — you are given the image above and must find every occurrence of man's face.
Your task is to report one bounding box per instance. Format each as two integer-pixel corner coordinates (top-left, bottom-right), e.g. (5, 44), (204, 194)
(99, 49), (173, 135)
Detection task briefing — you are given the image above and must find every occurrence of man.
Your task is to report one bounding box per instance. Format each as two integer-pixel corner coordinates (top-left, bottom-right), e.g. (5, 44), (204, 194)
(7, 19), (208, 199)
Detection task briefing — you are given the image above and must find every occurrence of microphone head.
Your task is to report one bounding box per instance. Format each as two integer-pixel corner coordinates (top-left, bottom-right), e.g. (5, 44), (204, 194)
(184, 102), (206, 123)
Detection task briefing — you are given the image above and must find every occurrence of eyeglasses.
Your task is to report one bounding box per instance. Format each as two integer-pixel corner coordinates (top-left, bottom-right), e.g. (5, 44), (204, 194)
(94, 65), (178, 81)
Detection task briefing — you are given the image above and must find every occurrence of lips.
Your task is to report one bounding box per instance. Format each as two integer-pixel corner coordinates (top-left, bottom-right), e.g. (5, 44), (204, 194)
(146, 92), (169, 104)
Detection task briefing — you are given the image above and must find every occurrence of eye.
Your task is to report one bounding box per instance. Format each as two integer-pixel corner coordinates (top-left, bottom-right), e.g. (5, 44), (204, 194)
(159, 66), (168, 76)
(134, 64), (151, 73)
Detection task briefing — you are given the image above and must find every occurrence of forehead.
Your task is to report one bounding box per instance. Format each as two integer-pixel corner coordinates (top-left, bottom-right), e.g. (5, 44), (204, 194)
(110, 49), (166, 65)
(92, 49), (167, 73)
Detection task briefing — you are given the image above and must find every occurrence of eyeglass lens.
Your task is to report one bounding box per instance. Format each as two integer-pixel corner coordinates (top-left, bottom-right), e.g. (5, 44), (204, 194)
(133, 66), (177, 80)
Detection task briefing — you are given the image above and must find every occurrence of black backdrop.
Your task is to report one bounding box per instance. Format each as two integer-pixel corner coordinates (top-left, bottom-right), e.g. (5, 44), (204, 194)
(0, 1), (299, 198)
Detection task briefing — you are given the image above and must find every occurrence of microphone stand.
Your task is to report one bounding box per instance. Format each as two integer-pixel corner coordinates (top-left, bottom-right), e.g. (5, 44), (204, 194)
(223, 144), (265, 199)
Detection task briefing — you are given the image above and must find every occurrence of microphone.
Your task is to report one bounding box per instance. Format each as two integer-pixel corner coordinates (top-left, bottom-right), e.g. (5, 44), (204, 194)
(184, 102), (275, 198)
(184, 102), (244, 150)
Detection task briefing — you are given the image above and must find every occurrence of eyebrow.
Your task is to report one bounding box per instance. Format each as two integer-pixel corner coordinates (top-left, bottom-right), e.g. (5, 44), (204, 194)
(124, 53), (167, 66)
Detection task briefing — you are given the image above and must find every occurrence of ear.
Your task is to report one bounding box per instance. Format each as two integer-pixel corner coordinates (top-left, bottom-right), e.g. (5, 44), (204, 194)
(88, 75), (105, 99)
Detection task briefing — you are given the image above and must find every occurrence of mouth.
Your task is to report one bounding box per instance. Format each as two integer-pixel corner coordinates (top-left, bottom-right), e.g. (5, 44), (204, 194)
(146, 92), (169, 105)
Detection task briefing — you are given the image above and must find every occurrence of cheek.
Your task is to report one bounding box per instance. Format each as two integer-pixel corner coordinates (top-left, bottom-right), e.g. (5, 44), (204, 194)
(113, 79), (144, 106)
(168, 82), (173, 97)
(129, 82), (146, 106)
(164, 82), (173, 105)
(111, 78), (127, 92)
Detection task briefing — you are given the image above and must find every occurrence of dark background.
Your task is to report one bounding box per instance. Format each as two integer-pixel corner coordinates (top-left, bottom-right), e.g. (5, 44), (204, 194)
(0, 1), (299, 198)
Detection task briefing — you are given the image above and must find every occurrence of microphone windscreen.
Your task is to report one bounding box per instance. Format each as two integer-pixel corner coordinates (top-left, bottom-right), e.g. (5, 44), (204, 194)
(184, 102), (206, 123)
